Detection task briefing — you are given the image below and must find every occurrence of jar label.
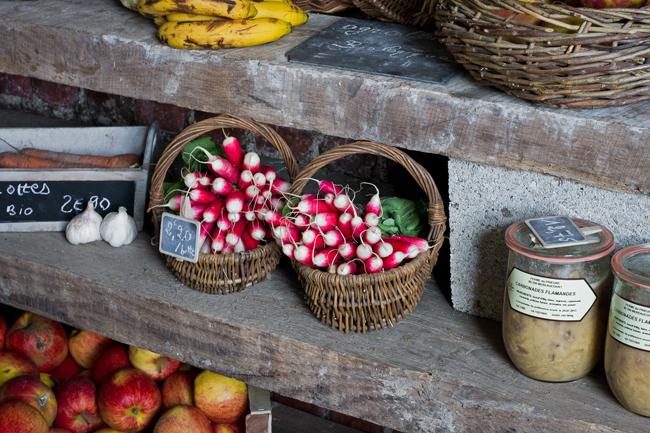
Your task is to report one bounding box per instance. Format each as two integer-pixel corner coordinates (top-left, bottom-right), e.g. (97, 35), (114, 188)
(609, 293), (650, 352)
(506, 268), (596, 321)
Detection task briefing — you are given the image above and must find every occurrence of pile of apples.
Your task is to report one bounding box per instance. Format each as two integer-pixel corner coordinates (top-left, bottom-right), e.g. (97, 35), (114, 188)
(0, 311), (248, 433)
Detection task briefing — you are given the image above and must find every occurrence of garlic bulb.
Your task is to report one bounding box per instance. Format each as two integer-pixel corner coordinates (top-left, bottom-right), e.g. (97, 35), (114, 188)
(100, 207), (138, 247)
(65, 202), (102, 245)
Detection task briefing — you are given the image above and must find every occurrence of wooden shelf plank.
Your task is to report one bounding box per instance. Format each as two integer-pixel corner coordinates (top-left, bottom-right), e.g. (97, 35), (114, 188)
(0, 232), (645, 432)
(1, 0), (649, 196)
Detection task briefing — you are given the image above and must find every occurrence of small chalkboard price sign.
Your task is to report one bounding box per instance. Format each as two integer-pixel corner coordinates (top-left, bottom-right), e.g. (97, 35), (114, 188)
(159, 212), (200, 263)
(525, 216), (592, 249)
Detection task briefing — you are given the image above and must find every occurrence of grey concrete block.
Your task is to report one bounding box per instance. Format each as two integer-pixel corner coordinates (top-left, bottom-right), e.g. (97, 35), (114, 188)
(449, 159), (650, 321)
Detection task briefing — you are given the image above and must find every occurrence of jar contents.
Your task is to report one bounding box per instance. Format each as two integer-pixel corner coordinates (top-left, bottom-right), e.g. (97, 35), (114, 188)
(502, 219), (615, 382)
(605, 245), (650, 417)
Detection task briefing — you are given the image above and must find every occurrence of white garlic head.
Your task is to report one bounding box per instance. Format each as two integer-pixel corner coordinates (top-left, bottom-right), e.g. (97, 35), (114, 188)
(100, 207), (138, 247)
(65, 202), (102, 245)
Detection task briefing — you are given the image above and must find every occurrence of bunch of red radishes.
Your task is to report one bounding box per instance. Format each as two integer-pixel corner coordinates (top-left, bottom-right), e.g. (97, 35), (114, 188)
(276, 180), (429, 275)
(163, 136), (290, 254)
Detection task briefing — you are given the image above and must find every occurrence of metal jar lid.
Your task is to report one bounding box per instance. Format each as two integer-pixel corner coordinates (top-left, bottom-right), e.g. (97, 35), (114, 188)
(612, 245), (650, 289)
(505, 218), (615, 263)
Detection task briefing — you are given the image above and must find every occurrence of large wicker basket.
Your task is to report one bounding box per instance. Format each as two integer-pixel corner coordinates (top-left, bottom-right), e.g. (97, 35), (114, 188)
(295, 0), (436, 25)
(149, 115), (299, 294)
(436, 0), (650, 108)
(289, 141), (447, 332)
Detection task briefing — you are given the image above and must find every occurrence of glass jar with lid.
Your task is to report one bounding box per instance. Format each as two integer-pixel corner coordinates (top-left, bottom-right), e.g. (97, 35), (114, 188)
(605, 245), (650, 416)
(502, 219), (615, 382)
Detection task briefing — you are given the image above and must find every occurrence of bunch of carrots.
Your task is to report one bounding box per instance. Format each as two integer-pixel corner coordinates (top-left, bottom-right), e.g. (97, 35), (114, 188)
(0, 148), (140, 169)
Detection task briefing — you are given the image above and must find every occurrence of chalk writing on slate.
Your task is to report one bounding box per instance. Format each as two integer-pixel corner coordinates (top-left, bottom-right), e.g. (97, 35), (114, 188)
(525, 216), (589, 249)
(286, 18), (459, 84)
(159, 212), (200, 263)
(0, 181), (135, 224)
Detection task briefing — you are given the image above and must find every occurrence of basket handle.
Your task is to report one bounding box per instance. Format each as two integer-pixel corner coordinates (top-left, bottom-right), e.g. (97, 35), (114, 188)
(289, 141), (446, 255)
(149, 114), (300, 237)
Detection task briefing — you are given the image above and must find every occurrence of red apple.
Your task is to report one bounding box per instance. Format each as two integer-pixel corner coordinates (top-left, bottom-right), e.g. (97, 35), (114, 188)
(162, 370), (195, 408)
(153, 405), (211, 433)
(98, 368), (161, 432)
(128, 347), (182, 381)
(68, 330), (112, 369)
(49, 430), (73, 433)
(0, 400), (49, 433)
(92, 430), (124, 433)
(92, 344), (131, 384)
(54, 378), (103, 433)
(6, 312), (68, 372)
(581, 0), (645, 7)
(0, 349), (39, 386)
(0, 314), (6, 348)
(194, 371), (248, 424)
(50, 354), (84, 384)
(212, 423), (244, 433)
(0, 375), (57, 426)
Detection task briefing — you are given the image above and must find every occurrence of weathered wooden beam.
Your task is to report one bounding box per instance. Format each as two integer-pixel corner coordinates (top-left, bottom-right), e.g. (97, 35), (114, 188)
(0, 233), (645, 432)
(0, 0), (648, 196)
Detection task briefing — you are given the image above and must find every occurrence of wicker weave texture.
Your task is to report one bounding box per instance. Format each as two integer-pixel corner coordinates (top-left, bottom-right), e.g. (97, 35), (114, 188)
(436, 0), (650, 108)
(149, 115), (299, 294)
(295, 0), (436, 25)
(290, 141), (447, 332)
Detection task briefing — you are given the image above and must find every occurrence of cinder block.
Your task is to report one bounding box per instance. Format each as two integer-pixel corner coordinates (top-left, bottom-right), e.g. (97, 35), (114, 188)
(449, 159), (650, 321)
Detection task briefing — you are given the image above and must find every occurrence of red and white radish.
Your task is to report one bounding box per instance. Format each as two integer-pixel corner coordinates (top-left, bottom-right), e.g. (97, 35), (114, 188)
(356, 243), (373, 261)
(338, 213), (353, 239)
(312, 248), (339, 268)
(293, 245), (313, 266)
(225, 190), (245, 214)
(363, 256), (384, 273)
(222, 136), (244, 168)
(298, 198), (336, 215)
(302, 228), (325, 249)
(238, 170), (254, 191)
(361, 226), (382, 245)
(189, 189), (218, 204)
(208, 156), (239, 183)
(319, 180), (343, 195)
(212, 177), (234, 196)
(364, 212), (380, 227)
(216, 214), (232, 231)
(374, 241), (394, 258)
(270, 178), (291, 194)
(383, 237), (419, 259)
(273, 225), (299, 245)
(241, 224), (260, 250)
(184, 171), (211, 189)
(323, 229), (345, 247)
(253, 172), (266, 188)
(365, 192), (382, 216)
(180, 200), (206, 221)
(225, 220), (246, 246)
(244, 210), (256, 222)
(243, 152), (261, 173)
(227, 212), (241, 223)
(211, 229), (226, 253)
(249, 220), (268, 241)
(282, 243), (295, 259)
(351, 216), (366, 239)
(383, 251), (406, 270)
(312, 212), (338, 231)
(202, 199), (224, 223)
(294, 214), (310, 229)
(260, 166), (277, 182)
(337, 261), (357, 276)
(390, 234), (429, 253)
(337, 242), (356, 260)
(199, 222), (214, 242)
(244, 185), (260, 201)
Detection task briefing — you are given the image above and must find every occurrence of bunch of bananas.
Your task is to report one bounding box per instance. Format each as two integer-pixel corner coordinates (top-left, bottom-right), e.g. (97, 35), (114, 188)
(133, 0), (308, 49)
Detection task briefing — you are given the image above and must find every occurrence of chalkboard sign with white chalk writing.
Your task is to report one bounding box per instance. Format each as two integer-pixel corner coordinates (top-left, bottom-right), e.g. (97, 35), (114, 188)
(159, 212), (200, 263)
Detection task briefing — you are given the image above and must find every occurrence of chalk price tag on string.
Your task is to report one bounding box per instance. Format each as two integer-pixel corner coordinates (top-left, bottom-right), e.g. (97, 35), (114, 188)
(525, 216), (600, 249)
(159, 212), (200, 263)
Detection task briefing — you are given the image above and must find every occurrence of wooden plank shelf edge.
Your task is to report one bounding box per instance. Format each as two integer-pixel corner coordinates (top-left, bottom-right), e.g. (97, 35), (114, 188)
(0, 233), (646, 433)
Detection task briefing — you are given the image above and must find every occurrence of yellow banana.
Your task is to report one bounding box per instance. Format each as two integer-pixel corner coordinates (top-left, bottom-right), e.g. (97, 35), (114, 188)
(165, 12), (218, 22)
(250, 1), (307, 26)
(158, 18), (292, 49)
(138, 0), (257, 19)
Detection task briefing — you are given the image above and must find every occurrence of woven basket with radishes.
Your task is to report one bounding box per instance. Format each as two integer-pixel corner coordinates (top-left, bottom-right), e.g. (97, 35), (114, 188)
(285, 141), (446, 333)
(149, 115), (299, 295)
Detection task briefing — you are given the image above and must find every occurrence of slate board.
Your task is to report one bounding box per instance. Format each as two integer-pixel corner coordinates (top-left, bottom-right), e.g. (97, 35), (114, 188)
(286, 18), (459, 84)
(525, 216), (588, 249)
(0, 180), (135, 224)
(159, 212), (200, 263)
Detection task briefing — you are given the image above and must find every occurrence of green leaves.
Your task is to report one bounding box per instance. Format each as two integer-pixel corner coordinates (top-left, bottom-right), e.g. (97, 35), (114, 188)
(379, 197), (427, 237)
(282, 197), (300, 217)
(181, 136), (224, 173)
(163, 180), (185, 202)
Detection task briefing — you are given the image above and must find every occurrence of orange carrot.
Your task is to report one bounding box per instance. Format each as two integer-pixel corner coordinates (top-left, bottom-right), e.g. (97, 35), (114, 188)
(19, 148), (140, 168)
(0, 152), (90, 168)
